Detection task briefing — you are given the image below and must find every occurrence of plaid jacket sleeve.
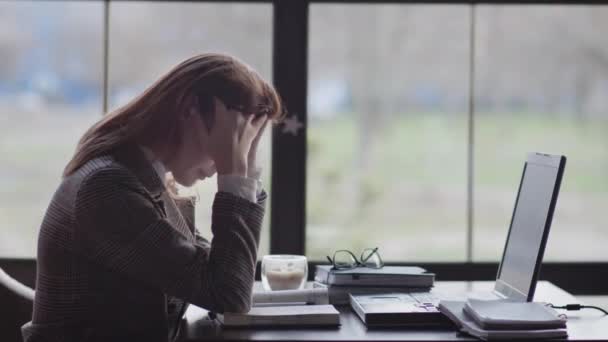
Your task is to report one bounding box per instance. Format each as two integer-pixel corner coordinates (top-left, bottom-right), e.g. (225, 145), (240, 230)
(74, 167), (264, 314)
(192, 190), (267, 249)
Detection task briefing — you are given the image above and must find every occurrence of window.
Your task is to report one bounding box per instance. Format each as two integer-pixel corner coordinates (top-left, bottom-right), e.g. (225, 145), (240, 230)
(307, 4), (470, 261)
(108, 2), (273, 257)
(474, 5), (608, 261)
(0, 1), (103, 257)
(2, 1), (606, 267)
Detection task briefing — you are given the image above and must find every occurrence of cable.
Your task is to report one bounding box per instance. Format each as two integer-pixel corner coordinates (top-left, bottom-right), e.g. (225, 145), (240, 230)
(549, 303), (608, 315)
(0, 267), (35, 301)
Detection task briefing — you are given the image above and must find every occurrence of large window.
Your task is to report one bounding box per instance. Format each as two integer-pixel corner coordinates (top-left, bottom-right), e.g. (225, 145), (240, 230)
(307, 4), (608, 263)
(108, 2), (273, 257)
(2, 1), (607, 266)
(0, 1), (103, 257)
(0, 1), (272, 258)
(307, 5), (470, 261)
(474, 6), (608, 261)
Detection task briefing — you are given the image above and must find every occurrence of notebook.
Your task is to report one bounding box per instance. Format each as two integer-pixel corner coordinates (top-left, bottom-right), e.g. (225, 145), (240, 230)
(215, 304), (340, 327)
(438, 300), (568, 341)
(315, 265), (435, 287)
(350, 293), (450, 327)
(463, 299), (567, 330)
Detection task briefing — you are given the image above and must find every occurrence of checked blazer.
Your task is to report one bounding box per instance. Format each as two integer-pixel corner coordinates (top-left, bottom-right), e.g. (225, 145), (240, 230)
(22, 143), (266, 342)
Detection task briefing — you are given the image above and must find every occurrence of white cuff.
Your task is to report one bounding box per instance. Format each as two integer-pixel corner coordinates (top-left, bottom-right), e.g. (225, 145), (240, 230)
(248, 167), (264, 197)
(217, 174), (258, 203)
(248, 166), (262, 180)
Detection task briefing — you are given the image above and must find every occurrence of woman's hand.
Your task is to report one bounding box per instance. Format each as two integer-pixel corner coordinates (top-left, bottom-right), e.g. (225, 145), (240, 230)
(247, 116), (269, 175)
(208, 98), (268, 177)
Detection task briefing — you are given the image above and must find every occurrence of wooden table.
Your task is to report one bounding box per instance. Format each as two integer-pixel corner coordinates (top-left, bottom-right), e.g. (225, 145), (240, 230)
(180, 281), (608, 341)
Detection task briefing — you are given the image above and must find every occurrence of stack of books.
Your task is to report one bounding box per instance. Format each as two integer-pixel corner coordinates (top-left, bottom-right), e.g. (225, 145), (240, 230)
(313, 265), (435, 305)
(438, 299), (568, 340)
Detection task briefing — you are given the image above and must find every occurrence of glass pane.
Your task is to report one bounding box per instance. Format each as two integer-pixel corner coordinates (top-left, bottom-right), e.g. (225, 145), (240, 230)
(474, 6), (608, 261)
(109, 2), (273, 258)
(0, 1), (103, 257)
(308, 5), (470, 261)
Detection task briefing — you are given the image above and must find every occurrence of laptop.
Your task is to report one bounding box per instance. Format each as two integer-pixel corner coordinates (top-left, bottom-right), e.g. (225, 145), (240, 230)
(350, 152), (567, 326)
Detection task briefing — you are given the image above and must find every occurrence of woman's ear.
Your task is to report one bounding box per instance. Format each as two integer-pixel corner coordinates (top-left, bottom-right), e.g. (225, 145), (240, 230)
(181, 93), (197, 118)
(196, 93), (215, 116)
(180, 96), (206, 129)
(198, 96), (216, 131)
(188, 105), (199, 119)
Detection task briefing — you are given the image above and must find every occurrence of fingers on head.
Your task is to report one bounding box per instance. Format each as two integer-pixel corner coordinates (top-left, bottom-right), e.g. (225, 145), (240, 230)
(252, 114), (268, 126)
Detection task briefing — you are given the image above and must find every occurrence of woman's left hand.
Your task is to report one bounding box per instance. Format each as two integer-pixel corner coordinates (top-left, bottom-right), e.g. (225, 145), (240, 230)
(247, 115), (269, 173)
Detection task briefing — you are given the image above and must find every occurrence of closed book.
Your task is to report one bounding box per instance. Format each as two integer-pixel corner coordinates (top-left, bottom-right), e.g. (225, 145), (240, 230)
(216, 304), (340, 327)
(315, 265), (434, 287)
(349, 293), (450, 327)
(438, 300), (568, 341)
(463, 299), (567, 330)
(313, 281), (431, 305)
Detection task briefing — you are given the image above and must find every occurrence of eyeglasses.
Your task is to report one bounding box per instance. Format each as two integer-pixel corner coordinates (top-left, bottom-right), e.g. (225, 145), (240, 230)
(326, 247), (384, 270)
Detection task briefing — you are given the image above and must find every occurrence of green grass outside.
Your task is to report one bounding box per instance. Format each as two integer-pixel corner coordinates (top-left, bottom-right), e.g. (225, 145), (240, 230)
(2, 110), (607, 261)
(306, 112), (608, 261)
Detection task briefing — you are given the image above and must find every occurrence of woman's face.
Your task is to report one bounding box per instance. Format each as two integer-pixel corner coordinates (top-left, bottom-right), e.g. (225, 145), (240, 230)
(165, 105), (217, 187)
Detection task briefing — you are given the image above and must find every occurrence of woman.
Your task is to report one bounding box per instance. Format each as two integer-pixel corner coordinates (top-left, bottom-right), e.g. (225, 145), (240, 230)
(22, 53), (283, 341)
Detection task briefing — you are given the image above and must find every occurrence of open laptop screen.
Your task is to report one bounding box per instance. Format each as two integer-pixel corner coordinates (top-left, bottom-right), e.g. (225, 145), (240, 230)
(495, 153), (566, 302)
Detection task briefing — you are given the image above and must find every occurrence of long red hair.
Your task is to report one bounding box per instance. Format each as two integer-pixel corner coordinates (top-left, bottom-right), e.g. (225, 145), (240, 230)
(64, 53), (283, 177)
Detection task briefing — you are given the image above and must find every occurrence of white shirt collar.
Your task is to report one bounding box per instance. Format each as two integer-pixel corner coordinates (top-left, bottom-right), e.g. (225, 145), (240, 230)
(139, 145), (167, 182)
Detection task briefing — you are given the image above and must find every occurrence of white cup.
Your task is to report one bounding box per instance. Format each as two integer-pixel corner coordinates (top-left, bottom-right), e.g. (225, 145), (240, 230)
(261, 255), (308, 291)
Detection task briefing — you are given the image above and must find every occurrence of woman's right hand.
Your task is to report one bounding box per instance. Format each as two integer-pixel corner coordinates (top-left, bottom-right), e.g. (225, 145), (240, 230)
(208, 98), (268, 177)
